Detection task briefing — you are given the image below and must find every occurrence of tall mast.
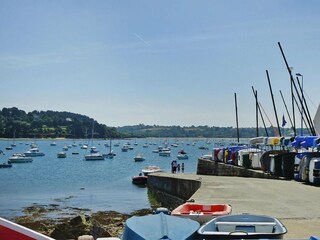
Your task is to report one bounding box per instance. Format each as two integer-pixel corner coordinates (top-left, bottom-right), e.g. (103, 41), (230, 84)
(278, 42), (296, 136)
(234, 93), (240, 143)
(251, 86), (269, 136)
(266, 70), (281, 137)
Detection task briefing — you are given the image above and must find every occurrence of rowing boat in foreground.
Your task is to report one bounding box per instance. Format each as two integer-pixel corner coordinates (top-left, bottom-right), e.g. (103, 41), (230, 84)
(0, 217), (54, 240)
(171, 203), (232, 224)
(197, 214), (287, 239)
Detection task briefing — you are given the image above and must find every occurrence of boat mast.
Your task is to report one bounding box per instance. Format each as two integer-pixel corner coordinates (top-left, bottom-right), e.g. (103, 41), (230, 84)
(266, 70), (281, 137)
(278, 42), (296, 136)
(292, 95), (312, 136)
(255, 89), (259, 137)
(290, 76), (316, 136)
(251, 86), (269, 136)
(234, 93), (240, 143)
(295, 76), (316, 136)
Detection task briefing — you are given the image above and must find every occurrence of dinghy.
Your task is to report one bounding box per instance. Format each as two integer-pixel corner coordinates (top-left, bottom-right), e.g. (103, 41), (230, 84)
(132, 174), (148, 185)
(171, 203), (232, 224)
(198, 214), (287, 239)
(121, 212), (199, 240)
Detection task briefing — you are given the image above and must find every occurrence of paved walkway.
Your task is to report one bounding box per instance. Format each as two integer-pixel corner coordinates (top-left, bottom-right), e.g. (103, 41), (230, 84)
(154, 172), (320, 238)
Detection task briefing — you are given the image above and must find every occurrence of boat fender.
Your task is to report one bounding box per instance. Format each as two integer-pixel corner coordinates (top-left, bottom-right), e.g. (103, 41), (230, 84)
(186, 198), (195, 203)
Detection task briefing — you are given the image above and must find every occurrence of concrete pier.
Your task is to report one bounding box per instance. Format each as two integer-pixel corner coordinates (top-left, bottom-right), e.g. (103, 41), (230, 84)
(148, 172), (320, 238)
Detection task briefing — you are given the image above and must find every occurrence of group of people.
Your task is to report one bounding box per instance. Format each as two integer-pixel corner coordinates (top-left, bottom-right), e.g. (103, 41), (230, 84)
(171, 160), (184, 173)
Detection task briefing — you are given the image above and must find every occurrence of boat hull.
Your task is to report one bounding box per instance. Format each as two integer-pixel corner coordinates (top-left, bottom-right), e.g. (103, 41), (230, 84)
(57, 152), (67, 158)
(132, 176), (148, 185)
(171, 203), (232, 224)
(141, 166), (162, 176)
(177, 154), (189, 159)
(8, 157), (33, 163)
(121, 212), (200, 240)
(0, 163), (12, 168)
(84, 155), (104, 160)
(0, 217), (54, 240)
(198, 214), (287, 239)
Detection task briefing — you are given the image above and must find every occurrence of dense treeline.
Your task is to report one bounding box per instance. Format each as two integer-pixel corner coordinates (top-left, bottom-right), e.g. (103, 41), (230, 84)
(0, 107), (120, 139)
(117, 124), (284, 138)
(1, 107), (290, 139)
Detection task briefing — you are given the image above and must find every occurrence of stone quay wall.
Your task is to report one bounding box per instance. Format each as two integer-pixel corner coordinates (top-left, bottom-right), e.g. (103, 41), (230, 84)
(147, 174), (201, 209)
(197, 158), (273, 178)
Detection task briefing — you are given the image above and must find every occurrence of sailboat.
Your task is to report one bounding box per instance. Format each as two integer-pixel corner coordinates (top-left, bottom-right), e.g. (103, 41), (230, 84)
(84, 146), (104, 160)
(84, 122), (104, 161)
(11, 129), (17, 147)
(104, 138), (116, 159)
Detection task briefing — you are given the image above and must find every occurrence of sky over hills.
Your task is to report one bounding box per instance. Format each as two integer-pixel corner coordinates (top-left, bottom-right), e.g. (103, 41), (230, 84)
(0, 0), (319, 127)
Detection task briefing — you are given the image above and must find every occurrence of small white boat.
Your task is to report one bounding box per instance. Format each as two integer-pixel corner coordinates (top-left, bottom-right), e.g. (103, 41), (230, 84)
(24, 148), (45, 157)
(8, 153), (33, 163)
(104, 139), (116, 159)
(84, 147), (104, 161)
(121, 145), (129, 152)
(159, 148), (171, 157)
(177, 150), (189, 159)
(152, 146), (163, 153)
(57, 152), (66, 158)
(141, 165), (162, 176)
(84, 153), (104, 160)
(134, 153), (145, 162)
(50, 141), (57, 146)
(177, 153), (189, 159)
(198, 214), (287, 239)
(81, 144), (88, 149)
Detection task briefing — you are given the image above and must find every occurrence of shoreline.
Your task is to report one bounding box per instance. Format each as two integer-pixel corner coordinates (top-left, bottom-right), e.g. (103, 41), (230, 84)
(5, 202), (320, 239)
(4, 203), (154, 239)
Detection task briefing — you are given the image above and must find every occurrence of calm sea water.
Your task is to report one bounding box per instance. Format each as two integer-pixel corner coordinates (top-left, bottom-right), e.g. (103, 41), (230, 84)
(0, 138), (242, 218)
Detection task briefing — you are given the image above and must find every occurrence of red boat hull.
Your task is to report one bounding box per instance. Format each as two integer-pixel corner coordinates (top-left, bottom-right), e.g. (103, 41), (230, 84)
(132, 175), (148, 185)
(0, 217), (54, 240)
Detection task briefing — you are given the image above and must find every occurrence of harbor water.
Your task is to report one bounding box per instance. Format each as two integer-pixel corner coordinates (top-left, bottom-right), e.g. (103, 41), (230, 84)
(0, 138), (242, 218)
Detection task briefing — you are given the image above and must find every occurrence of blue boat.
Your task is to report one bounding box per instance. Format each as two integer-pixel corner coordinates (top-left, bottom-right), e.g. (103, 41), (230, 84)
(292, 136), (320, 149)
(121, 212), (200, 240)
(300, 136), (319, 149)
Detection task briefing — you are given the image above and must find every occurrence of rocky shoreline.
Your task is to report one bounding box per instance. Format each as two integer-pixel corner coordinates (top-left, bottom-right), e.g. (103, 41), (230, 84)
(8, 203), (154, 239)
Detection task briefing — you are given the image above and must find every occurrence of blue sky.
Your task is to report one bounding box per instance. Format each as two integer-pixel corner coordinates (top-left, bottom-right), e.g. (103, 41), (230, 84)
(0, 0), (319, 128)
